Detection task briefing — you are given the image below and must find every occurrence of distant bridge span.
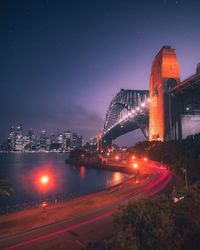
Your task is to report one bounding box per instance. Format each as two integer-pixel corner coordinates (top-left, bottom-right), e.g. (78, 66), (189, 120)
(102, 89), (149, 144)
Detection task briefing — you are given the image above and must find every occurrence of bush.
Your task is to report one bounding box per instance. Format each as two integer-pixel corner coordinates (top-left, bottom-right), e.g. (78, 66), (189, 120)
(106, 182), (200, 250)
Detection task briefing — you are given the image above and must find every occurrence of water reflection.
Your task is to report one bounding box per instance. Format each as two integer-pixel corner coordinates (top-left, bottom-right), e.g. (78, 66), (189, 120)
(80, 166), (86, 179)
(0, 153), (127, 208)
(113, 172), (122, 184)
(106, 172), (123, 186)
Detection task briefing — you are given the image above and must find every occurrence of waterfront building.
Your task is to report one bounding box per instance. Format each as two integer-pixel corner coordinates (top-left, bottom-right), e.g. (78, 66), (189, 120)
(77, 135), (82, 148)
(57, 133), (63, 145)
(50, 133), (56, 144)
(40, 130), (48, 150)
(15, 124), (23, 151)
(27, 129), (36, 150)
(23, 135), (30, 151)
(7, 126), (15, 151)
(63, 131), (72, 150)
(71, 133), (78, 148)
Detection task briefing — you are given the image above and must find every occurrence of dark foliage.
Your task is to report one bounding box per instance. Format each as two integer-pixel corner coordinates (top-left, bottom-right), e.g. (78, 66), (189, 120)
(129, 133), (200, 184)
(105, 183), (200, 250)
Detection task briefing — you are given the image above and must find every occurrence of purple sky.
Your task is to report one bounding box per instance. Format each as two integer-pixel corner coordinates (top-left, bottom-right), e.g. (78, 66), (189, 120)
(0, 0), (200, 145)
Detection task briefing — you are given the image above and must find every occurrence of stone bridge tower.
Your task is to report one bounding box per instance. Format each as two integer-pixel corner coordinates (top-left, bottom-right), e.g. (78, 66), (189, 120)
(149, 46), (180, 141)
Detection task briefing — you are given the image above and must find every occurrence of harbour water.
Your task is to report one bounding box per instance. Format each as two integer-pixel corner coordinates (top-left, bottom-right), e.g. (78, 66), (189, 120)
(0, 153), (126, 209)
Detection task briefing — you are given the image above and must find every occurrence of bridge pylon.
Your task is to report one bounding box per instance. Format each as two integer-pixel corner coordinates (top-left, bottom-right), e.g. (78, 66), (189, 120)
(149, 46), (180, 141)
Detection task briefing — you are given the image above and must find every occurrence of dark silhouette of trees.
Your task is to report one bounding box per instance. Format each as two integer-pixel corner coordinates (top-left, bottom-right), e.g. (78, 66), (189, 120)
(105, 182), (200, 250)
(129, 133), (200, 184)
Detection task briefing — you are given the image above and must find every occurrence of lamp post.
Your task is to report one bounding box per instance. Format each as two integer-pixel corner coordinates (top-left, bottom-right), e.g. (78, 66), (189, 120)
(181, 167), (188, 189)
(133, 163), (139, 183)
(40, 175), (49, 212)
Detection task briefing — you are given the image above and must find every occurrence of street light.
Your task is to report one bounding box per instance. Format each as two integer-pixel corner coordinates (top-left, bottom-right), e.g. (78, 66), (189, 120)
(181, 168), (188, 189)
(133, 163), (138, 169)
(40, 175), (49, 185)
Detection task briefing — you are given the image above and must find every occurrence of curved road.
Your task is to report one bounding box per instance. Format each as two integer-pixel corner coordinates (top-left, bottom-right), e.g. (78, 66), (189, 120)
(0, 161), (173, 250)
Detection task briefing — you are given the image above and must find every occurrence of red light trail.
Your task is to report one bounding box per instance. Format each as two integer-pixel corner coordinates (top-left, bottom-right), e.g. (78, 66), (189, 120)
(2, 165), (172, 250)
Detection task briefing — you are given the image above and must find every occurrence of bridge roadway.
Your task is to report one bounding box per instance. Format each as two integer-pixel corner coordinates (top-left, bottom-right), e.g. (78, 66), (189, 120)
(0, 161), (173, 250)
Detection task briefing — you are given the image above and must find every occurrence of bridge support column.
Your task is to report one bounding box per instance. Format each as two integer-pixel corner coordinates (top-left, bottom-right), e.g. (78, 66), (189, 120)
(149, 46), (180, 141)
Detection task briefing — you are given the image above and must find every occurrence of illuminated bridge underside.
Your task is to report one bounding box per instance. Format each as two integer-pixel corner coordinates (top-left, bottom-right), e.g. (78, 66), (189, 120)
(103, 89), (149, 142)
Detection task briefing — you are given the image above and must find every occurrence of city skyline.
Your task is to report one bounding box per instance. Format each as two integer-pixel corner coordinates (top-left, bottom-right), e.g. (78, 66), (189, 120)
(1, 0), (200, 143)
(2, 123), (83, 152)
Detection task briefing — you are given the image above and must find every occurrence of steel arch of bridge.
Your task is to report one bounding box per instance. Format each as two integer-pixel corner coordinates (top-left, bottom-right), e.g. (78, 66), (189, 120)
(103, 89), (149, 142)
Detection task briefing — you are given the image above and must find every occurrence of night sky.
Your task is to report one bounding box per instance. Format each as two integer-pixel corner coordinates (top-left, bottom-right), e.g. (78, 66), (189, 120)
(1, 0), (200, 144)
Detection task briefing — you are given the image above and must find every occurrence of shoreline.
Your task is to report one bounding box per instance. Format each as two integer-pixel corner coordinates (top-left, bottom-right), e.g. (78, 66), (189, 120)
(0, 159), (132, 215)
(65, 159), (132, 174)
(0, 169), (149, 238)
(0, 160), (173, 249)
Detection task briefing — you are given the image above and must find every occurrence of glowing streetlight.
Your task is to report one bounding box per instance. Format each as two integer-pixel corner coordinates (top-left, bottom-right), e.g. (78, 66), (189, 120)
(40, 175), (49, 185)
(133, 163), (138, 169)
(132, 156), (136, 160)
(143, 157), (147, 161)
(115, 155), (119, 160)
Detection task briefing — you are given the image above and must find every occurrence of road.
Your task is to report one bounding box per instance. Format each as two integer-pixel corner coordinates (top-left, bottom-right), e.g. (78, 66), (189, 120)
(0, 161), (173, 250)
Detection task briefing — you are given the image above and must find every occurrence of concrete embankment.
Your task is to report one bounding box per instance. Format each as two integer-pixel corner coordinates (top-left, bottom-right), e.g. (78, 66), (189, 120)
(65, 158), (132, 174)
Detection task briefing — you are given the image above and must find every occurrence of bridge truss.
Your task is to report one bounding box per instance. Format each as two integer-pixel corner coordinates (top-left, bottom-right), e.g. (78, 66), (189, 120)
(103, 89), (149, 143)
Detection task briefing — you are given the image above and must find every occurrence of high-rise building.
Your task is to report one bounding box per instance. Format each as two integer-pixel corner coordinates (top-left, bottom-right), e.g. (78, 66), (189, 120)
(15, 124), (23, 151)
(28, 128), (34, 138)
(23, 135), (30, 151)
(28, 128), (36, 150)
(71, 133), (78, 148)
(40, 130), (48, 150)
(50, 133), (56, 144)
(77, 135), (82, 148)
(7, 126), (15, 151)
(71, 133), (82, 149)
(57, 133), (63, 145)
(63, 131), (72, 150)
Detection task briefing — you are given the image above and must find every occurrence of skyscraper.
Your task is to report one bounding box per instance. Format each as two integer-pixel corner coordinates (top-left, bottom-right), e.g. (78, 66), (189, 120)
(71, 133), (82, 149)
(40, 130), (48, 150)
(63, 131), (72, 150)
(15, 124), (23, 151)
(7, 126), (15, 151)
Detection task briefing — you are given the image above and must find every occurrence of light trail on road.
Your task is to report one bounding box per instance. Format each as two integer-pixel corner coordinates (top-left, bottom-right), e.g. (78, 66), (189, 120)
(2, 163), (173, 250)
(3, 211), (114, 250)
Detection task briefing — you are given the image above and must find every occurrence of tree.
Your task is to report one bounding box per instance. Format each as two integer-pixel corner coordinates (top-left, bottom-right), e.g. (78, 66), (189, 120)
(106, 183), (200, 250)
